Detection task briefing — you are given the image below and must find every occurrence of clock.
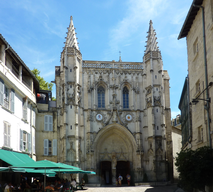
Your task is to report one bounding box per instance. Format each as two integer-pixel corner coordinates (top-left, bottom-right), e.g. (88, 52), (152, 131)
(96, 114), (103, 121)
(126, 114), (132, 121)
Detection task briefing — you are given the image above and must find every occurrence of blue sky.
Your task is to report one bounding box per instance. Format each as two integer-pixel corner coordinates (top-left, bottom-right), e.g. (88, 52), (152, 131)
(0, 0), (192, 118)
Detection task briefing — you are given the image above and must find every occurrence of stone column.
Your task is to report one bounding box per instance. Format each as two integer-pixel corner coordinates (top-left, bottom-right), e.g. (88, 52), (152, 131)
(0, 44), (5, 64)
(111, 155), (117, 185)
(19, 65), (22, 81)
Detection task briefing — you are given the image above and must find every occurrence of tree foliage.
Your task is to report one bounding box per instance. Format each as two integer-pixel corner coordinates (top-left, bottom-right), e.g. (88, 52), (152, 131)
(31, 68), (53, 91)
(175, 146), (213, 192)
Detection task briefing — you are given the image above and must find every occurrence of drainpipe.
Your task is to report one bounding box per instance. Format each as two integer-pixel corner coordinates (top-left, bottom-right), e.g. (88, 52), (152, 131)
(193, 4), (211, 148)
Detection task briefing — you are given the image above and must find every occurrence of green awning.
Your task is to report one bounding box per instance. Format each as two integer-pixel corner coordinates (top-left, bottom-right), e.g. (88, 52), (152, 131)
(0, 150), (55, 176)
(0, 149), (35, 166)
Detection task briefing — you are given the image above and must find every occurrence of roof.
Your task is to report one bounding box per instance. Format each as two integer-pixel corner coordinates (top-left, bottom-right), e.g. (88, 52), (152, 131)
(0, 34), (39, 86)
(145, 20), (159, 53)
(178, 0), (203, 39)
(64, 16), (79, 50)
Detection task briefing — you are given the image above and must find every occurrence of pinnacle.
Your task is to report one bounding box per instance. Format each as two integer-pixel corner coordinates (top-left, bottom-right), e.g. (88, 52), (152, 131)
(144, 20), (159, 54)
(65, 16), (79, 50)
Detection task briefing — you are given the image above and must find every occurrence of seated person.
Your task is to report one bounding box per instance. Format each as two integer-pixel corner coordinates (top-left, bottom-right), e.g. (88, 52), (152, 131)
(70, 179), (76, 190)
(45, 182), (54, 191)
(4, 183), (12, 192)
(80, 178), (85, 189)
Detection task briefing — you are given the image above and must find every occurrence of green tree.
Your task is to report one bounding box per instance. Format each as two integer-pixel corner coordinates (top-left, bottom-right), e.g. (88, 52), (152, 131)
(31, 68), (53, 91)
(175, 146), (213, 192)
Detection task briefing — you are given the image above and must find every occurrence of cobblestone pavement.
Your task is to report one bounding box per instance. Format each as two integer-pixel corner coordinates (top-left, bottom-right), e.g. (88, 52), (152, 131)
(81, 185), (184, 192)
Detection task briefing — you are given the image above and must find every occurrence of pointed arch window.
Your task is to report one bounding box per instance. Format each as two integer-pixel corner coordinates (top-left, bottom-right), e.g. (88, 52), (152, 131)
(123, 86), (129, 109)
(98, 86), (105, 108)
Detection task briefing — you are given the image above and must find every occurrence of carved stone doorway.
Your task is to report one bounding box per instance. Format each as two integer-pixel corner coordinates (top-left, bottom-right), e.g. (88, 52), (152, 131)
(100, 161), (112, 185)
(116, 161), (130, 184)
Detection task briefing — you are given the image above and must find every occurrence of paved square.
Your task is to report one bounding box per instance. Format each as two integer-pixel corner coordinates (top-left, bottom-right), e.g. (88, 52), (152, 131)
(83, 185), (181, 192)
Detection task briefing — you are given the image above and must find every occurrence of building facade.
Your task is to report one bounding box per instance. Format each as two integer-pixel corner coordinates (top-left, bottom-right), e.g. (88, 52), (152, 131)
(55, 17), (173, 184)
(178, 0), (213, 150)
(171, 115), (182, 182)
(35, 90), (58, 162)
(0, 34), (38, 159)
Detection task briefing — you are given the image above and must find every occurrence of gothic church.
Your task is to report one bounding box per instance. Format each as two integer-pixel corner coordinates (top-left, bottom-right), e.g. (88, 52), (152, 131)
(55, 17), (173, 184)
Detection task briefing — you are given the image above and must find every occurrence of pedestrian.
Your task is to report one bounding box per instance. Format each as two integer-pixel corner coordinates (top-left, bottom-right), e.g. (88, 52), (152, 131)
(126, 173), (131, 186)
(118, 174), (123, 186)
(4, 182), (12, 192)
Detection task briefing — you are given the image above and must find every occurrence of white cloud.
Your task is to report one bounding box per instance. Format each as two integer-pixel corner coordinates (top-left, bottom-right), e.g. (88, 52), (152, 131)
(106, 0), (169, 58)
(171, 111), (180, 119)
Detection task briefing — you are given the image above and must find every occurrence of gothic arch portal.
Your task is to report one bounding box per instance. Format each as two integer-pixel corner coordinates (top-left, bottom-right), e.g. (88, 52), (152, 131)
(93, 123), (137, 167)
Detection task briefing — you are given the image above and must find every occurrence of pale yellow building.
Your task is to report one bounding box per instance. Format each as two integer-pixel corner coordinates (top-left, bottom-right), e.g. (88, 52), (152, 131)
(178, 0), (213, 150)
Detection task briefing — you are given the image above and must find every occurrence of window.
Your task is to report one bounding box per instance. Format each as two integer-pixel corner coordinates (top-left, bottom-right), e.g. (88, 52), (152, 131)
(23, 131), (27, 151)
(4, 86), (9, 109)
(44, 115), (53, 131)
(193, 38), (198, 55)
(123, 86), (129, 109)
(44, 139), (54, 156)
(156, 88), (158, 91)
(97, 86), (105, 108)
(195, 80), (200, 95)
(70, 125), (72, 129)
(0, 79), (15, 112)
(198, 126), (203, 142)
(70, 69), (72, 72)
(4, 122), (11, 147)
(155, 75), (157, 79)
(20, 130), (31, 152)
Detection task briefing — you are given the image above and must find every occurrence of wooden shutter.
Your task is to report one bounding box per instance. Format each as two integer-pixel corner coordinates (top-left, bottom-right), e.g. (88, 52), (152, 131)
(8, 125), (10, 147)
(0, 79), (4, 105)
(10, 89), (15, 113)
(28, 133), (31, 153)
(52, 139), (57, 156)
(44, 139), (48, 155)
(44, 116), (48, 131)
(33, 136), (35, 154)
(4, 122), (7, 146)
(49, 115), (53, 131)
(20, 129), (23, 151)
(32, 108), (35, 126)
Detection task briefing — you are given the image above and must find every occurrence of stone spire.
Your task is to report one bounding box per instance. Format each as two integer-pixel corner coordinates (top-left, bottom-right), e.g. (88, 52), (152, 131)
(145, 20), (159, 54)
(65, 16), (79, 50)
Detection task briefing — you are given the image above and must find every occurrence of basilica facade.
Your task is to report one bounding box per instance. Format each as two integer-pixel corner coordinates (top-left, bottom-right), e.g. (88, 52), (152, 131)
(55, 17), (173, 184)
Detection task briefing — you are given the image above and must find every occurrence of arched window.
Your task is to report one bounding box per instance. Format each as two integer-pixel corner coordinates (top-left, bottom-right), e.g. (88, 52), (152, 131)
(98, 86), (105, 108)
(123, 86), (129, 108)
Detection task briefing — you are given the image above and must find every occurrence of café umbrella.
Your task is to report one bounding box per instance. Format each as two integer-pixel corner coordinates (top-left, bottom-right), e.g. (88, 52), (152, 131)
(11, 160), (81, 189)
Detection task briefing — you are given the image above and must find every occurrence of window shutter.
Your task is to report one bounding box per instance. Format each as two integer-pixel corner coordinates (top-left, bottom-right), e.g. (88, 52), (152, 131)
(44, 139), (48, 155)
(0, 79), (4, 105)
(33, 136), (35, 154)
(10, 89), (15, 113)
(44, 116), (48, 131)
(52, 139), (57, 156)
(28, 133), (31, 153)
(49, 116), (53, 131)
(4, 122), (7, 146)
(8, 125), (10, 147)
(32, 109), (35, 126)
(20, 129), (23, 151)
